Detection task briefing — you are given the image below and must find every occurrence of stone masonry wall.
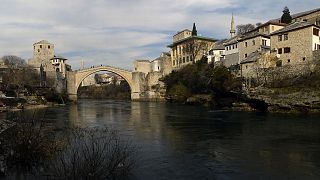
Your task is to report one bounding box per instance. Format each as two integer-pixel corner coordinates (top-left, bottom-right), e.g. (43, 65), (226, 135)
(239, 36), (263, 62)
(270, 26), (313, 65)
(313, 49), (320, 61)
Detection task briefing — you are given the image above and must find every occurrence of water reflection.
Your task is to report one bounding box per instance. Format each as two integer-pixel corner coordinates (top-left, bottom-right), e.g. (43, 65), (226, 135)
(23, 100), (320, 179)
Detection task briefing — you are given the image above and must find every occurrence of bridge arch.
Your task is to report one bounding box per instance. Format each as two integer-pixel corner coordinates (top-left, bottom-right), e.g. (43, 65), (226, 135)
(67, 66), (134, 101)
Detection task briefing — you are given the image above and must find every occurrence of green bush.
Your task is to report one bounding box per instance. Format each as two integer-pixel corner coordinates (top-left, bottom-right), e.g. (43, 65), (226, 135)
(162, 63), (242, 99)
(168, 83), (191, 102)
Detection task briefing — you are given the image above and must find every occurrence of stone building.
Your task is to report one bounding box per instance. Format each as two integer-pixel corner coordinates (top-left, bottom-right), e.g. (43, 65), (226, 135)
(28, 40), (55, 71)
(134, 52), (172, 76)
(237, 22), (286, 63)
(168, 24), (216, 69)
(28, 40), (72, 92)
(134, 60), (152, 74)
(240, 50), (272, 78)
(132, 52), (172, 100)
(50, 55), (72, 78)
(223, 35), (240, 67)
(270, 21), (320, 65)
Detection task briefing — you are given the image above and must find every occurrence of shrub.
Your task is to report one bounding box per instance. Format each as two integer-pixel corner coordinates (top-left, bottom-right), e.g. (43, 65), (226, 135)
(168, 83), (191, 102)
(48, 127), (136, 179)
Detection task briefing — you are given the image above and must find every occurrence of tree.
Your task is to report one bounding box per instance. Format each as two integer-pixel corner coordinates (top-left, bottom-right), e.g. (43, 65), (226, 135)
(192, 23), (197, 36)
(256, 22), (263, 27)
(281, 6), (292, 24)
(186, 39), (211, 63)
(236, 24), (255, 35)
(1, 55), (26, 68)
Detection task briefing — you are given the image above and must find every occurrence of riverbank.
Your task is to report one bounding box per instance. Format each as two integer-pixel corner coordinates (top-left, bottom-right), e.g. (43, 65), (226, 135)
(172, 87), (320, 114)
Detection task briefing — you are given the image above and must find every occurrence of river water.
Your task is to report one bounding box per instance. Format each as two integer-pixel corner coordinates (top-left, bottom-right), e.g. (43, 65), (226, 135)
(5, 99), (320, 179)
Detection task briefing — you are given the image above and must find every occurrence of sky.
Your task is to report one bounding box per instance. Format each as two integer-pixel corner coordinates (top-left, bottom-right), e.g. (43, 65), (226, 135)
(0, 0), (320, 70)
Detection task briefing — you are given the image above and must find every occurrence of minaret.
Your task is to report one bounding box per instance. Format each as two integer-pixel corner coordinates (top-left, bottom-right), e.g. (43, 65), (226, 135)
(192, 23), (198, 36)
(81, 60), (84, 69)
(230, 14), (236, 38)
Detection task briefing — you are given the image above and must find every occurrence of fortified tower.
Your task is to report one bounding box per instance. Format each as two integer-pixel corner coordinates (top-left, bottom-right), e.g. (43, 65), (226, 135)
(29, 40), (55, 71)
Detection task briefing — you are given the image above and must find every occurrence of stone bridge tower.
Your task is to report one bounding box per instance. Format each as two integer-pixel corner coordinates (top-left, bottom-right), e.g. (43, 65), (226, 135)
(28, 40), (55, 71)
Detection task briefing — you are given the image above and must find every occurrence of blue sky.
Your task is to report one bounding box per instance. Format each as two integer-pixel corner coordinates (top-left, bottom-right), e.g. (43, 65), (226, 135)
(0, 0), (319, 70)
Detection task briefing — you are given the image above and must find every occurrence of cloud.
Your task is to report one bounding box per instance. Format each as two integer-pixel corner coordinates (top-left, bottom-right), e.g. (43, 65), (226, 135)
(0, 0), (319, 69)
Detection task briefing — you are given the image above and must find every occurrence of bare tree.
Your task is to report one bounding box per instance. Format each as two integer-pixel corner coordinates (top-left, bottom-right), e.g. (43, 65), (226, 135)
(1, 55), (26, 68)
(236, 24), (255, 35)
(252, 53), (277, 85)
(48, 127), (136, 179)
(186, 39), (212, 63)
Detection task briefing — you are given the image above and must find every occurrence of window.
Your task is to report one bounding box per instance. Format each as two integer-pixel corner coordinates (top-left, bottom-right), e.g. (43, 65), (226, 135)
(314, 28), (319, 36)
(278, 48), (282, 54)
(252, 40), (255, 46)
(318, 45), (320, 50)
(284, 47), (291, 53)
(183, 57), (185, 63)
(158, 66), (160, 70)
(246, 65), (248, 69)
(226, 47), (229, 51)
(38, 49), (40, 52)
(262, 39), (267, 46)
(284, 34), (288, 41)
(303, 57), (306, 61)
(233, 45), (235, 49)
(40, 45), (42, 48)
(287, 59), (290, 63)
(245, 42), (248, 47)
(179, 58), (182, 64)
(235, 44), (237, 48)
(34, 46), (35, 50)
(48, 45), (50, 49)
(245, 54), (248, 58)
(187, 56), (189, 62)
(278, 35), (282, 41)
(272, 26), (274, 31)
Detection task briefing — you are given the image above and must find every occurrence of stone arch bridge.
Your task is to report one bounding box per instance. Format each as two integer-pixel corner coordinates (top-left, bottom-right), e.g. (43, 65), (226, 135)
(66, 66), (143, 101)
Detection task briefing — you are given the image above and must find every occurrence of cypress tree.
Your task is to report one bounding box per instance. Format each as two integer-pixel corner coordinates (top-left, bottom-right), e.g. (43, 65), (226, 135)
(281, 6), (292, 24)
(192, 23), (197, 36)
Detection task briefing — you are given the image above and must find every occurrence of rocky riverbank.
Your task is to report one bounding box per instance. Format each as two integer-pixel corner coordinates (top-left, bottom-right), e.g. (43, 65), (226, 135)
(173, 87), (320, 113)
(245, 86), (320, 113)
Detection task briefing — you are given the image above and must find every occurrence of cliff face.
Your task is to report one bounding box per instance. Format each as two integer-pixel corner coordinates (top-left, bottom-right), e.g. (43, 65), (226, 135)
(246, 87), (320, 113)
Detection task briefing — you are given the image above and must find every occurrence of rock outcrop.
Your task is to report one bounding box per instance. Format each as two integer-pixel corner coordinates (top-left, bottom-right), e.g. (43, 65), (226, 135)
(245, 87), (320, 113)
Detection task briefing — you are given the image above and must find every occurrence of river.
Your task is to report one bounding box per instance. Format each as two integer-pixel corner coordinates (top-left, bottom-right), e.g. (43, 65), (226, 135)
(3, 99), (320, 179)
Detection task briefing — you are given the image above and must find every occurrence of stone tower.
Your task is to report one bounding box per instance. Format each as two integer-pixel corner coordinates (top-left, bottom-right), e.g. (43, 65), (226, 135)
(230, 14), (236, 38)
(29, 40), (55, 71)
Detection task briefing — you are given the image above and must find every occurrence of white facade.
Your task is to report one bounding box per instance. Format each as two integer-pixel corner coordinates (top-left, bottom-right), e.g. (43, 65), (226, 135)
(207, 49), (225, 63)
(313, 29), (320, 51)
(151, 60), (160, 72)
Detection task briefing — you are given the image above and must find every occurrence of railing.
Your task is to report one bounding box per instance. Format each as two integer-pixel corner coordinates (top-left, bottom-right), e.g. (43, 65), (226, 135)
(75, 65), (132, 72)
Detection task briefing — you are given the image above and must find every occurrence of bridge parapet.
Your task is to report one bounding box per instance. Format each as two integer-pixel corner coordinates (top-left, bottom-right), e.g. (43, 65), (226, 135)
(75, 65), (132, 73)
